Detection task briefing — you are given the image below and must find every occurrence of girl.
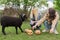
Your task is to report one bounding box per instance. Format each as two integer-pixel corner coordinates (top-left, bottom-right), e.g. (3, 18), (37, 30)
(30, 6), (42, 34)
(32, 8), (59, 34)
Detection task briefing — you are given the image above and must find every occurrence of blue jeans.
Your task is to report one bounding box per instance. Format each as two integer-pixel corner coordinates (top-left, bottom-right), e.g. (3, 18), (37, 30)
(44, 20), (57, 31)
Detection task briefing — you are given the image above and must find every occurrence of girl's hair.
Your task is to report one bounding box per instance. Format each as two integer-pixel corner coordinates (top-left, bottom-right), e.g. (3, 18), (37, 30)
(48, 8), (56, 22)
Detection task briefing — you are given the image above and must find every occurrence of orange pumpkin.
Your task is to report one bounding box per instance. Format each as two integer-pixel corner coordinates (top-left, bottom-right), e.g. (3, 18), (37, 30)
(25, 29), (33, 35)
(35, 30), (41, 35)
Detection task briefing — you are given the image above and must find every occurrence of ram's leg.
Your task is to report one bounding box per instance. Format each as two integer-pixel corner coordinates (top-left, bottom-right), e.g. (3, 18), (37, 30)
(2, 26), (6, 35)
(19, 27), (23, 32)
(15, 27), (18, 34)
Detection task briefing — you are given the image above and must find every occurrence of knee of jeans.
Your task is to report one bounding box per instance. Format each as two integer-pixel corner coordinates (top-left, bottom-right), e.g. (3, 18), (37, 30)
(44, 21), (48, 24)
(44, 21), (49, 26)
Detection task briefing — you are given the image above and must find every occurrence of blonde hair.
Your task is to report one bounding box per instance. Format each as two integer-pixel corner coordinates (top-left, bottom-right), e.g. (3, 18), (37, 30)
(30, 7), (38, 20)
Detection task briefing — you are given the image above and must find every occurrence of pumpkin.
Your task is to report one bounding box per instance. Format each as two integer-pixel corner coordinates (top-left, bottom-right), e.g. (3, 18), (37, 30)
(25, 29), (33, 35)
(35, 30), (41, 35)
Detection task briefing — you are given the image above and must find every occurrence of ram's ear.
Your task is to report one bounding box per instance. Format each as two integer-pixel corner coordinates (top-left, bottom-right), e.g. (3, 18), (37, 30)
(22, 14), (25, 17)
(22, 14), (27, 19)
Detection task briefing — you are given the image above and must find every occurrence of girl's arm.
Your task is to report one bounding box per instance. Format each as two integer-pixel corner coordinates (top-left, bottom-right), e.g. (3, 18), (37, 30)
(32, 13), (47, 29)
(50, 12), (59, 33)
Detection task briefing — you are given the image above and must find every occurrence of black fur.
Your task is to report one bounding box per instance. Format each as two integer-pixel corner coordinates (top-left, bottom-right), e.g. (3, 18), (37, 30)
(1, 14), (26, 35)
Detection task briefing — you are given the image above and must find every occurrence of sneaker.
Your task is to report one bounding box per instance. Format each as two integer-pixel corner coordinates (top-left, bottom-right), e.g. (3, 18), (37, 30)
(54, 30), (59, 34)
(42, 29), (49, 32)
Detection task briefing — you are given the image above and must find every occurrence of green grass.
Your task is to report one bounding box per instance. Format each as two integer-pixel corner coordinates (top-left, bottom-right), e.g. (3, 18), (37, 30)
(0, 21), (60, 40)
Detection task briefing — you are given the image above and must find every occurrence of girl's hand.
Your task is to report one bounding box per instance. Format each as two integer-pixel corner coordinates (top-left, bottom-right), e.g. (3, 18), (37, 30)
(32, 26), (36, 30)
(31, 21), (35, 24)
(50, 29), (54, 33)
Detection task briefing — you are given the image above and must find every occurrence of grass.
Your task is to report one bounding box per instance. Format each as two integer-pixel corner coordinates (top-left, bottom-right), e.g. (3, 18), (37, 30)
(0, 21), (60, 40)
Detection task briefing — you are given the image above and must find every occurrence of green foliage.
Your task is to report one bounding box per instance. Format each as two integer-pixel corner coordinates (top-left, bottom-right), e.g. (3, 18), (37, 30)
(0, 0), (7, 4)
(24, 0), (28, 5)
(0, 0), (20, 6)
(39, 0), (47, 5)
(0, 0), (47, 6)
(24, 0), (39, 6)
(54, 0), (60, 10)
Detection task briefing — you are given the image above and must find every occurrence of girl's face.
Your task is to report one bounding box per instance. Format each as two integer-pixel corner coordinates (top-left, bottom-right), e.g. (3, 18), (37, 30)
(47, 11), (50, 17)
(48, 13), (49, 16)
